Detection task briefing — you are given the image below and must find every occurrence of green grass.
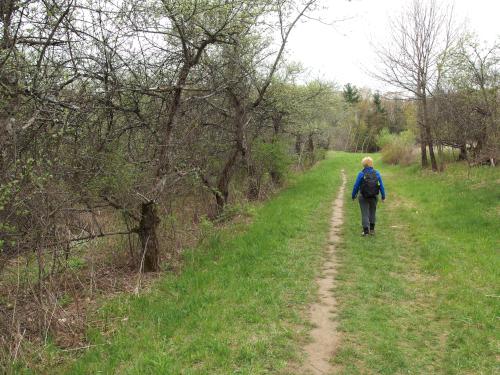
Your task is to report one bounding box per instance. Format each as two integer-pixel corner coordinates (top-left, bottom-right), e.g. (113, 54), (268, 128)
(13, 152), (499, 374)
(335, 153), (499, 374)
(24, 155), (344, 375)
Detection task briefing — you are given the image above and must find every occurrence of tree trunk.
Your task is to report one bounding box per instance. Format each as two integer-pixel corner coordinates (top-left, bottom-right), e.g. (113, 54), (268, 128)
(420, 140), (428, 167)
(307, 133), (315, 164)
(156, 63), (191, 180)
(138, 202), (160, 272)
(422, 96), (438, 171)
(295, 134), (303, 155)
(426, 135), (438, 171)
(215, 148), (239, 213)
(417, 103), (429, 168)
(155, 40), (212, 182)
(416, 87), (429, 168)
(458, 144), (467, 161)
(437, 144), (445, 171)
(346, 124), (353, 152)
(270, 117), (282, 185)
(228, 90), (260, 200)
(246, 163), (260, 201)
(214, 192), (225, 216)
(272, 114), (282, 138)
(361, 135), (369, 153)
(270, 170), (280, 185)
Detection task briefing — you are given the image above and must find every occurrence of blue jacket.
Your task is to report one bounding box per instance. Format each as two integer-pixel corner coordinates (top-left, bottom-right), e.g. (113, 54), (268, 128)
(351, 167), (385, 200)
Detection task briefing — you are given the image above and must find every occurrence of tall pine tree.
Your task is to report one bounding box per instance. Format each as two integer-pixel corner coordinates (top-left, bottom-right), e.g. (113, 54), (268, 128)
(342, 83), (360, 104)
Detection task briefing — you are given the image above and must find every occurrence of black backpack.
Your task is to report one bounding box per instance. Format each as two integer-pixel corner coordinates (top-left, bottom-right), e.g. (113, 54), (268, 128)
(360, 170), (380, 198)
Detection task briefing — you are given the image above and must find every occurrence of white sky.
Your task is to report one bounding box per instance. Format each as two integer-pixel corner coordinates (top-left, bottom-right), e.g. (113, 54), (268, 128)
(287, 0), (500, 92)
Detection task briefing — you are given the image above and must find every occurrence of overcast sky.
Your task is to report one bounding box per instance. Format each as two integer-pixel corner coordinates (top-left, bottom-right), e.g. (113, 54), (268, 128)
(286, 0), (500, 92)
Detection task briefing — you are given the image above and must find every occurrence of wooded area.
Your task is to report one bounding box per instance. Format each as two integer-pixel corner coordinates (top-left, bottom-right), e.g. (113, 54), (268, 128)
(0, 0), (336, 362)
(375, 0), (499, 170)
(0, 0), (498, 369)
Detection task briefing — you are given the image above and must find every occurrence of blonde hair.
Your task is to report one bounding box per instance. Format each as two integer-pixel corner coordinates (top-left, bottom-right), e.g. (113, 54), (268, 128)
(361, 156), (373, 167)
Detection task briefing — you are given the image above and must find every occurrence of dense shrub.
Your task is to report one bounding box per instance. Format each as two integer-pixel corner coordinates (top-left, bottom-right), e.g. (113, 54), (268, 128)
(313, 148), (327, 163)
(252, 140), (293, 185)
(376, 129), (417, 165)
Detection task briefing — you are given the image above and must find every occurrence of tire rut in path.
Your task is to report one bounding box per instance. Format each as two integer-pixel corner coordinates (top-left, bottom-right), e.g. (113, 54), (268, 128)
(302, 169), (346, 375)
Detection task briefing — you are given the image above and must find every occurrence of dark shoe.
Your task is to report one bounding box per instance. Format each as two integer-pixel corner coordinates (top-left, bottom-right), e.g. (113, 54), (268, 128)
(362, 227), (369, 236)
(369, 230), (375, 235)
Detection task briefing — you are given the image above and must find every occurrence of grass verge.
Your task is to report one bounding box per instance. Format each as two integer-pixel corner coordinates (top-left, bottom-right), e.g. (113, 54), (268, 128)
(18, 155), (344, 375)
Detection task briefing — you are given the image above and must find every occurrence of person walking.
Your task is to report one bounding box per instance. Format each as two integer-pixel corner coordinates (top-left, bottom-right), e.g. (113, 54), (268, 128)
(351, 157), (386, 236)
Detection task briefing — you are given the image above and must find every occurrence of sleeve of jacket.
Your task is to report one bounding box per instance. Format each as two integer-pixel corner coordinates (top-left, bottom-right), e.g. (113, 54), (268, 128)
(376, 171), (386, 199)
(351, 172), (364, 199)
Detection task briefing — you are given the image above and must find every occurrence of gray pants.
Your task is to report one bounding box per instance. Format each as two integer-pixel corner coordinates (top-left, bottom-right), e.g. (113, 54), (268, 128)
(358, 195), (378, 229)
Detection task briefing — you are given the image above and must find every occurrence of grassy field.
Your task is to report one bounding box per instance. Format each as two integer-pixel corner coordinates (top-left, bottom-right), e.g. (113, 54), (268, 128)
(334, 153), (499, 374)
(23, 156), (344, 374)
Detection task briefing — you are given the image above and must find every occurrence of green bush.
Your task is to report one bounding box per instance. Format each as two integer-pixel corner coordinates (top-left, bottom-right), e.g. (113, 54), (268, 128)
(252, 140), (292, 184)
(376, 129), (417, 165)
(313, 148), (327, 162)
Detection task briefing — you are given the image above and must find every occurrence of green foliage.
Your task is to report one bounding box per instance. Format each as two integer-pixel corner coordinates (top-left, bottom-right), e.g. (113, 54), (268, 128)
(333, 87), (409, 153)
(212, 203), (254, 225)
(67, 257), (86, 270)
(0, 158), (51, 252)
(198, 215), (217, 245)
(0, 180), (20, 252)
(252, 140), (292, 184)
(373, 92), (385, 113)
(58, 294), (73, 308)
(313, 148), (327, 162)
(342, 83), (360, 104)
(376, 129), (416, 165)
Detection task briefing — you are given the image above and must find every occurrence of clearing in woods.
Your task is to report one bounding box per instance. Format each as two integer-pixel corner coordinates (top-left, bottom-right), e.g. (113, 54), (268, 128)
(27, 152), (498, 375)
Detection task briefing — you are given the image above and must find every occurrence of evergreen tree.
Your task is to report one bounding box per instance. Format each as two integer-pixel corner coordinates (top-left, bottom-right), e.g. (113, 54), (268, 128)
(342, 83), (360, 104)
(373, 92), (385, 113)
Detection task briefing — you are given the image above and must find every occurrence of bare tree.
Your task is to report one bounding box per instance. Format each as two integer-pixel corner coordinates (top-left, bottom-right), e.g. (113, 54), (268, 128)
(375, 0), (456, 171)
(0, 0), (332, 363)
(433, 35), (499, 166)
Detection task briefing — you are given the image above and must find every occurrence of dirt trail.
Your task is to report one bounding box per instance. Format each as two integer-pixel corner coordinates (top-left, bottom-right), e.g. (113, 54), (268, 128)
(302, 170), (346, 375)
